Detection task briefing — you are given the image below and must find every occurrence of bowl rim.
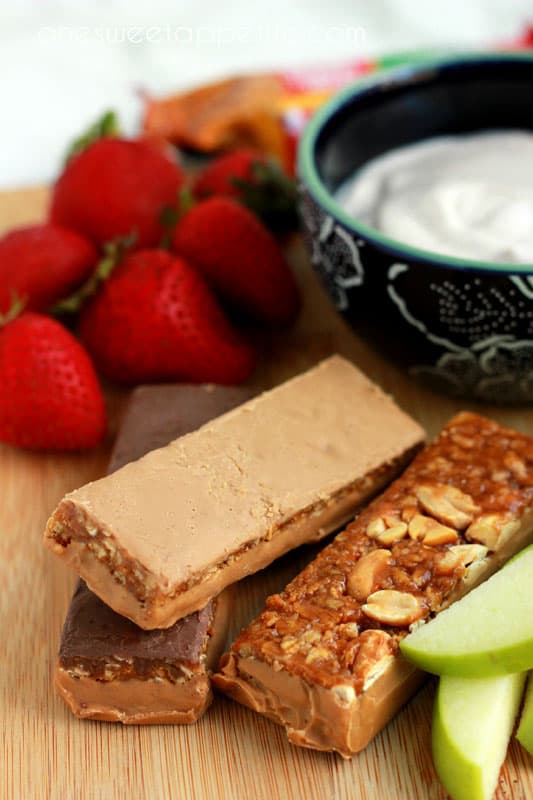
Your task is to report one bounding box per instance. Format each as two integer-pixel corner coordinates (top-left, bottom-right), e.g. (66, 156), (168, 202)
(298, 51), (533, 275)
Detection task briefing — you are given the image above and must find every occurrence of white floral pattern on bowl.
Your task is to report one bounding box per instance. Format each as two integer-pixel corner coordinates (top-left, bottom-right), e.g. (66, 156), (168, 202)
(387, 263), (533, 403)
(300, 197), (533, 404)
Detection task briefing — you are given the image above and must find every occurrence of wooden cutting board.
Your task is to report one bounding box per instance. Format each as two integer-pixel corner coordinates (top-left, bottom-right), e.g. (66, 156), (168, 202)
(1, 187), (532, 800)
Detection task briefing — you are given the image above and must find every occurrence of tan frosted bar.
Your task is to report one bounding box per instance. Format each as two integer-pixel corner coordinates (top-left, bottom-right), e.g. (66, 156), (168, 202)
(45, 356), (424, 630)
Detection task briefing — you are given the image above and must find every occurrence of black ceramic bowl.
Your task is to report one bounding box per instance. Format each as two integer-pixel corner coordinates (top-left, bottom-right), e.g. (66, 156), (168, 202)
(298, 54), (533, 404)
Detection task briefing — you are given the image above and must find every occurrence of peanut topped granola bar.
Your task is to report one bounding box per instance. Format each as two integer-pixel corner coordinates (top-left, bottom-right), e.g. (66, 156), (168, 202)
(214, 412), (533, 757)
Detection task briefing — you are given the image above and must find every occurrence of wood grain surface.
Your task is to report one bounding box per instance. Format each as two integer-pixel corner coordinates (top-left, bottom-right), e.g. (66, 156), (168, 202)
(1, 188), (532, 800)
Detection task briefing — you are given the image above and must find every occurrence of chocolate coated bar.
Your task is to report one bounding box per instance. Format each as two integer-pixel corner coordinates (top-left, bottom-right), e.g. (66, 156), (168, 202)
(55, 384), (251, 724)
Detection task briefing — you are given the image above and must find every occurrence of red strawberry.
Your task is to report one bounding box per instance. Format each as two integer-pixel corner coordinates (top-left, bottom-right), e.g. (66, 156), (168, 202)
(50, 138), (184, 248)
(193, 149), (298, 235)
(194, 149), (268, 200)
(0, 313), (106, 450)
(0, 224), (98, 314)
(78, 249), (255, 385)
(171, 197), (300, 324)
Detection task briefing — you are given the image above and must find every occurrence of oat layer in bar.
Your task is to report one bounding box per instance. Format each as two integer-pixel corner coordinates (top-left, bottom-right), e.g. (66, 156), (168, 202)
(214, 413), (533, 757)
(45, 356), (424, 630)
(55, 384), (250, 724)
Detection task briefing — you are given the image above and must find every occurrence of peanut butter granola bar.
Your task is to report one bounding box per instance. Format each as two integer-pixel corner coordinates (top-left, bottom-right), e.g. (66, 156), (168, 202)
(44, 356), (424, 630)
(214, 412), (533, 757)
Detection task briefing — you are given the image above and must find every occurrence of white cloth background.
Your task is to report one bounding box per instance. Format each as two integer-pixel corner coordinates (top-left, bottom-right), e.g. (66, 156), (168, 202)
(1, 0), (531, 188)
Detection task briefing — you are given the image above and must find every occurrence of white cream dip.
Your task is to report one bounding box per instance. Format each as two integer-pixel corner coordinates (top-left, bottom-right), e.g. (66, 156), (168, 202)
(335, 131), (533, 264)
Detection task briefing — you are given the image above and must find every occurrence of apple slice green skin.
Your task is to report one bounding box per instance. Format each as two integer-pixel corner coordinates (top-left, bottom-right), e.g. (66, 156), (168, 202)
(517, 672), (533, 756)
(400, 545), (533, 677)
(433, 672), (526, 800)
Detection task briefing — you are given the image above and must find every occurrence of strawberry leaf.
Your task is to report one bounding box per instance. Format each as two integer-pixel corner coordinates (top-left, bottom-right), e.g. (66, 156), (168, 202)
(159, 187), (196, 249)
(159, 205), (180, 230)
(178, 186), (196, 215)
(50, 233), (136, 315)
(232, 158), (299, 235)
(0, 292), (26, 328)
(64, 110), (120, 164)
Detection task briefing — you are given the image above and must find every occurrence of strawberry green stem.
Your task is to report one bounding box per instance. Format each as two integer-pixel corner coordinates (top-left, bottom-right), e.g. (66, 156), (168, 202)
(159, 186), (196, 248)
(0, 292), (26, 328)
(233, 158), (299, 235)
(64, 110), (120, 164)
(50, 233), (135, 315)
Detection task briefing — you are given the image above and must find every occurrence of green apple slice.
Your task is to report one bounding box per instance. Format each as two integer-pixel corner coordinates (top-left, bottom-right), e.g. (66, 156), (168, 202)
(433, 672), (526, 800)
(400, 545), (533, 677)
(517, 672), (533, 756)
